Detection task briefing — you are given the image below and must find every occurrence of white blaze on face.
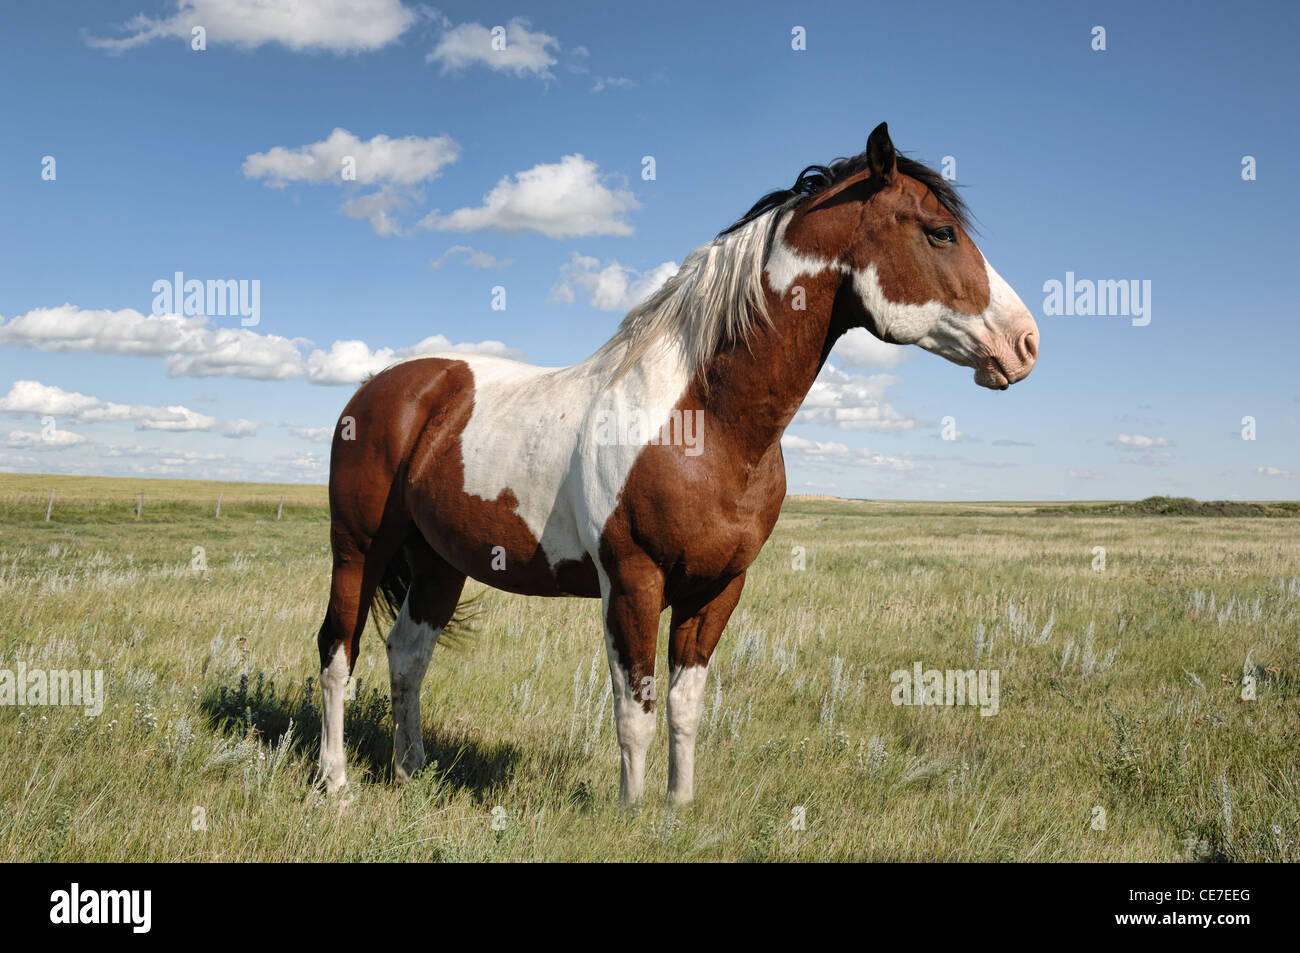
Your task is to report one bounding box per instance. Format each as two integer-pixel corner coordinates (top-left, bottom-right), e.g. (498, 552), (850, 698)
(852, 254), (1037, 388)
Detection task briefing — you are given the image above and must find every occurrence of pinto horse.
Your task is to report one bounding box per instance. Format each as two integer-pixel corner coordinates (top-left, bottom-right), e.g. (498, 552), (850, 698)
(317, 123), (1038, 805)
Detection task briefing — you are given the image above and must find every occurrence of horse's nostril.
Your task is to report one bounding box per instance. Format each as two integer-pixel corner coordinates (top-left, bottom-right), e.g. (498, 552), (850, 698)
(1019, 329), (1038, 362)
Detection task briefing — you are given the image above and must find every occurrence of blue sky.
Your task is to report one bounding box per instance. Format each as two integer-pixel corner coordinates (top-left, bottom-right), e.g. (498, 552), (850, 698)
(1, 0), (1297, 499)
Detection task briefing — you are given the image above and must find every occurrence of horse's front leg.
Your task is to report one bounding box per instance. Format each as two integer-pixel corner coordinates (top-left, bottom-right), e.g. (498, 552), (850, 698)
(599, 558), (665, 808)
(666, 572), (745, 805)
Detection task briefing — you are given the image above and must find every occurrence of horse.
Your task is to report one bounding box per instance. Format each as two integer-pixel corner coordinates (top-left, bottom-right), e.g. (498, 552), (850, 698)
(316, 122), (1039, 806)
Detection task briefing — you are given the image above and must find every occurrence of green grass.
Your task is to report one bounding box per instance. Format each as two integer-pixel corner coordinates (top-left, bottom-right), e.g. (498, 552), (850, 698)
(1, 473), (1297, 861)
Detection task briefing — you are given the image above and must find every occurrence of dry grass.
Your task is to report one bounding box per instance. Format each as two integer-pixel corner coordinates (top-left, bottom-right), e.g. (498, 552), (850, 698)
(1, 475), (1297, 861)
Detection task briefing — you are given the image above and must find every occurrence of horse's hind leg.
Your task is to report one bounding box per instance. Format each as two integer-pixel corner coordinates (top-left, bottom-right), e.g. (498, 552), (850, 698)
(387, 538), (467, 782)
(317, 558), (369, 794)
(317, 527), (405, 793)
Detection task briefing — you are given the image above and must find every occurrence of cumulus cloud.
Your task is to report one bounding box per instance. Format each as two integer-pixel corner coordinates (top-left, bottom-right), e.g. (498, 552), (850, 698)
(793, 364), (915, 432)
(242, 128), (459, 188)
(305, 335), (526, 386)
(161, 328), (307, 380)
(0, 304), (523, 384)
(0, 380), (218, 432)
(829, 327), (909, 369)
(430, 245), (513, 270)
(242, 128), (461, 235)
(221, 419), (260, 438)
(421, 155), (639, 238)
(7, 429), (87, 450)
(87, 0), (416, 53)
(0, 304), (308, 380)
(780, 433), (916, 471)
(427, 17), (558, 78)
(549, 254), (677, 311)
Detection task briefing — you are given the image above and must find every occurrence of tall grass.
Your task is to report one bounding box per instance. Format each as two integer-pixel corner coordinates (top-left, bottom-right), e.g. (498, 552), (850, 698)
(0, 476), (1296, 860)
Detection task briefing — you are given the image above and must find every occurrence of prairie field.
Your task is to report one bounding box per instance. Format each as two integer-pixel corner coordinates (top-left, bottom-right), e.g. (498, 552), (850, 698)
(0, 472), (1297, 862)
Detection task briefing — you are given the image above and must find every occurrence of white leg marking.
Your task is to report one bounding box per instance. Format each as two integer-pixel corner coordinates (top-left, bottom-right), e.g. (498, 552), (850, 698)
(319, 643), (349, 793)
(667, 665), (709, 804)
(600, 569), (656, 807)
(386, 596), (442, 782)
(608, 650), (656, 808)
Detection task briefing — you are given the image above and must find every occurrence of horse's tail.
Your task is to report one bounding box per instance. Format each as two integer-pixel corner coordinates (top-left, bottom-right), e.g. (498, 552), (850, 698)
(372, 546), (412, 629)
(370, 543), (482, 650)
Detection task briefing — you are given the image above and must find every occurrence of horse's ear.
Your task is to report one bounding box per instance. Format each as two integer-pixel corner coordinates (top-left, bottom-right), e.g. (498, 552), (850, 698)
(866, 122), (897, 183)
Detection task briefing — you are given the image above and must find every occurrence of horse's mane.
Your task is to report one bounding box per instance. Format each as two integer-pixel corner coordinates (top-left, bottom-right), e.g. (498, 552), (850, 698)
(596, 147), (967, 382)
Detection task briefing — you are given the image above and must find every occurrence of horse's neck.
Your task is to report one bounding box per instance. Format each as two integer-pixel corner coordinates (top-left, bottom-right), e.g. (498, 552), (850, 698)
(694, 281), (844, 458)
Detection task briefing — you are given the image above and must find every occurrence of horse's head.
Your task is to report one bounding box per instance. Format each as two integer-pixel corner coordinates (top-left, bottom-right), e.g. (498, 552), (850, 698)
(780, 123), (1038, 389)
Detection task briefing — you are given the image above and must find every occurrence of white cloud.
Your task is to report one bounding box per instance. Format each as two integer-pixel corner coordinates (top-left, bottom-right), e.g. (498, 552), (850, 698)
(549, 254), (677, 311)
(793, 364), (915, 432)
(339, 187), (415, 236)
(0, 304), (524, 384)
(0, 304), (208, 355)
(781, 433), (916, 471)
(421, 155), (639, 238)
(305, 335), (526, 386)
(0, 304), (306, 380)
(285, 423), (333, 443)
(428, 17), (558, 78)
(1257, 466), (1293, 478)
(242, 128), (459, 188)
(1111, 434), (1174, 466)
(221, 419), (260, 439)
(87, 0), (416, 53)
(7, 429), (87, 450)
(243, 129), (461, 236)
(829, 327), (909, 369)
(162, 328), (307, 380)
(593, 76), (636, 92)
(0, 381), (217, 432)
(1113, 433), (1173, 450)
(430, 245), (513, 270)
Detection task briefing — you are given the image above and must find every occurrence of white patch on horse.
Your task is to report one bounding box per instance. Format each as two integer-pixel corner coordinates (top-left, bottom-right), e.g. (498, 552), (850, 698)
(449, 344), (693, 571)
(595, 566), (658, 807)
(763, 213), (849, 296)
(605, 636), (657, 807)
(319, 643), (349, 793)
(385, 595), (442, 782)
(852, 256), (1031, 367)
(666, 664), (710, 804)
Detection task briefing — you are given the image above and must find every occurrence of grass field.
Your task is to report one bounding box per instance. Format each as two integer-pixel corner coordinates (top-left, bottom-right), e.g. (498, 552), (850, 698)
(1, 472), (1297, 861)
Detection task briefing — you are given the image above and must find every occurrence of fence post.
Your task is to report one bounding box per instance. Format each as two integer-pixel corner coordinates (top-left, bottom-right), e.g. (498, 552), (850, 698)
(215, 493), (222, 518)
(45, 489), (55, 522)
(137, 491), (143, 519)
(276, 496), (284, 521)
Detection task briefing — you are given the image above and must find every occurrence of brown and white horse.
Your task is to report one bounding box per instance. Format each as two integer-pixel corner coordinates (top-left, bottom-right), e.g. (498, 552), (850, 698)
(316, 123), (1038, 805)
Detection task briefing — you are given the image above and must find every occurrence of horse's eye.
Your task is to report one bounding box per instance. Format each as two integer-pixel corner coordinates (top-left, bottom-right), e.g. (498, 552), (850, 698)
(928, 226), (956, 245)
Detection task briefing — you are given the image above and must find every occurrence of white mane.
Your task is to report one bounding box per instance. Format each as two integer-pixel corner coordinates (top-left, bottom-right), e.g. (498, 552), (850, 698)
(591, 210), (784, 381)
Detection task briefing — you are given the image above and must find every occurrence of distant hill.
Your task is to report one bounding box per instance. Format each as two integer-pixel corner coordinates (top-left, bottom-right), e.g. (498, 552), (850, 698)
(1039, 496), (1300, 518)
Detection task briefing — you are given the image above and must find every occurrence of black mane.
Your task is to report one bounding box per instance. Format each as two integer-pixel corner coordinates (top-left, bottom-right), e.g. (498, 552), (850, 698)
(719, 151), (971, 237)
